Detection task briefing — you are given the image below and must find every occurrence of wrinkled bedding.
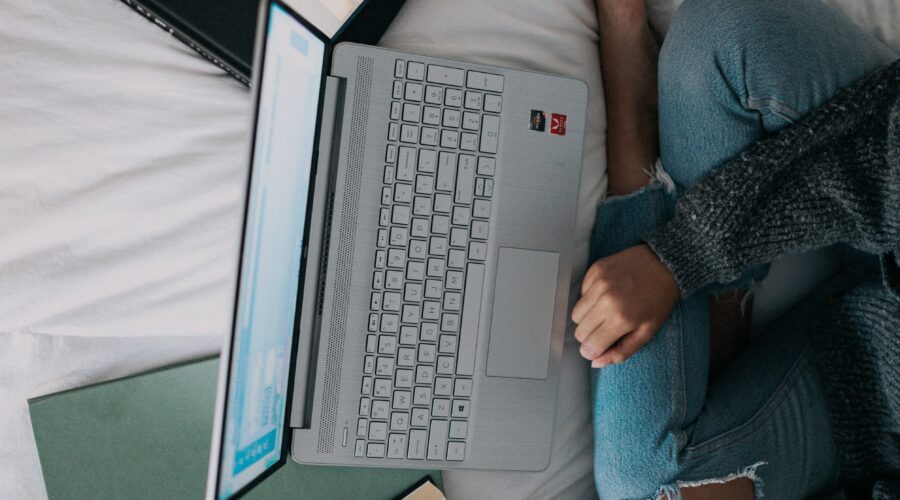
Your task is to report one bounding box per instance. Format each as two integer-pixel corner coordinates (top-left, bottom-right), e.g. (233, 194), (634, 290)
(2, 0), (896, 498)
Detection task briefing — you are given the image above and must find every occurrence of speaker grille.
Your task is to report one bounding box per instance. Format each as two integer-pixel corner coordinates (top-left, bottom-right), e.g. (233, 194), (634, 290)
(318, 56), (373, 454)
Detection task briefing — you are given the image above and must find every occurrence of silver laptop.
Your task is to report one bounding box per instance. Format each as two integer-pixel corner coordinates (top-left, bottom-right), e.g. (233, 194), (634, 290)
(207, 1), (587, 498)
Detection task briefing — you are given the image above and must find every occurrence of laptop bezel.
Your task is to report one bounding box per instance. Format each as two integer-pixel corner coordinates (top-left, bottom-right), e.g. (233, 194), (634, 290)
(207, 1), (333, 498)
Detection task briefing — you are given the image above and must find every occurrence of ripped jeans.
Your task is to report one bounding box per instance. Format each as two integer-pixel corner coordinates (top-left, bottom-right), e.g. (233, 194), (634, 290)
(590, 0), (897, 498)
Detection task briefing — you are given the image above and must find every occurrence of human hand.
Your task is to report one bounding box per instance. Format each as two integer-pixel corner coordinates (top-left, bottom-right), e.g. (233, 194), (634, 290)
(572, 244), (679, 368)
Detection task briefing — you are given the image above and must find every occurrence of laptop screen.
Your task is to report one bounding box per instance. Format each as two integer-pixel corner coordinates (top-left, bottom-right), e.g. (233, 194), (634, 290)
(216, 4), (325, 498)
(288, 0), (365, 37)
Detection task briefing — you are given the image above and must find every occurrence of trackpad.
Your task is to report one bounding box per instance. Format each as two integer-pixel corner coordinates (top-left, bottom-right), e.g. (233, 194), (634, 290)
(486, 248), (560, 380)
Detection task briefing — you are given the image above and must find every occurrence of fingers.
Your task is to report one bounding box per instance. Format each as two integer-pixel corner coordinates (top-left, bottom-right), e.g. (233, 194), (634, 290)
(590, 324), (655, 368)
(571, 277), (611, 326)
(580, 261), (602, 295)
(578, 315), (630, 361)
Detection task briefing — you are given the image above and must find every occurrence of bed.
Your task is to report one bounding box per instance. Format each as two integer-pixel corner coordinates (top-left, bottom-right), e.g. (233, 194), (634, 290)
(2, 0), (897, 498)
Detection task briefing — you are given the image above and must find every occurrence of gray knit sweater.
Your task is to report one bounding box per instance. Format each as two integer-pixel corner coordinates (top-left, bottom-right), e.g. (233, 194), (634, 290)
(645, 59), (900, 496)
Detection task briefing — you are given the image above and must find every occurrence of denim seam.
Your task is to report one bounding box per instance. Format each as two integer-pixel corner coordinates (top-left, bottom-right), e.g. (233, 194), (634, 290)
(680, 346), (815, 459)
(664, 188), (689, 457)
(746, 95), (802, 123)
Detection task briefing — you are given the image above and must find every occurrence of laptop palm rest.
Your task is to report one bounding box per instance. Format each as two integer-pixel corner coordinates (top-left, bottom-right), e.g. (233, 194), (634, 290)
(486, 247), (560, 379)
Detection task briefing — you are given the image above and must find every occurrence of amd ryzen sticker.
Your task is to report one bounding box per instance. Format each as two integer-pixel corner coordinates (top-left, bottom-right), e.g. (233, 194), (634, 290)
(529, 110), (546, 132)
(550, 113), (567, 136)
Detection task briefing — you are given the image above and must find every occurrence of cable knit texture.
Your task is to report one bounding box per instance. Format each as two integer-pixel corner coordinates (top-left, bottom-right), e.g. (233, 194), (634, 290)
(645, 60), (900, 297)
(644, 60), (900, 497)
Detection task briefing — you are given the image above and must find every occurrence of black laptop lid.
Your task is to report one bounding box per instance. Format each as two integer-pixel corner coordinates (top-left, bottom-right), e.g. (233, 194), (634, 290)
(123, 0), (405, 84)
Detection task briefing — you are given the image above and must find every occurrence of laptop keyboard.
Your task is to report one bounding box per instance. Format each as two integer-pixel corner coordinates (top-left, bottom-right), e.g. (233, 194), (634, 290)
(355, 58), (503, 462)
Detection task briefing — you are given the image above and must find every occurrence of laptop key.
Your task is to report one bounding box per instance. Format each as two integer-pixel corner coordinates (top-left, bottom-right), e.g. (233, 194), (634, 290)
(468, 242), (487, 261)
(420, 127), (439, 147)
(399, 326), (417, 345)
(462, 112), (480, 130)
(427, 420), (449, 460)
(460, 133), (478, 152)
(408, 429), (427, 459)
(418, 149), (437, 172)
(483, 94), (502, 113)
(451, 400), (470, 418)
(442, 108), (461, 128)
(477, 157), (496, 176)
(480, 115), (500, 153)
(449, 420), (468, 439)
(404, 283), (423, 302)
(388, 434), (407, 459)
(402, 103), (421, 123)
(378, 334), (397, 354)
(455, 155), (476, 204)
(434, 378), (452, 396)
(411, 408), (430, 427)
(431, 398), (450, 418)
(436, 356), (455, 375)
(424, 86), (443, 106)
(444, 88), (463, 107)
(400, 124), (418, 144)
(447, 442), (466, 461)
(449, 229), (467, 249)
(439, 334), (457, 354)
(422, 105), (441, 126)
(392, 81), (403, 99)
(390, 412), (410, 431)
(473, 199), (492, 219)
(426, 65), (465, 87)
(388, 122), (399, 141)
(464, 91), (483, 110)
(415, 365), (434, 385)
(358, 418), (368, 437)
(454, 379), (473, 397)
(466, 71), (504, 92)
(407, 61), (425, 81)
(359, 396), (371, 415)
(413, 386), (432, 406)
(395, 369), (414, 388)
(390, 101), (402, 120)
(404, 82), (423, 101)
(355, 439), (366, 457)
(369, 421), (388, 441)
(420, 322), (439, 342)
(457, 263), (485, 376)
(440, 130), (459, 149)
(413, 196), (431, 216)
(366, 442), (386, 458)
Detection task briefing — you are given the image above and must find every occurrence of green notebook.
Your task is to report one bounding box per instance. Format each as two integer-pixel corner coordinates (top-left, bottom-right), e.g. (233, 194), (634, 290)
(29, 357), (441, 500)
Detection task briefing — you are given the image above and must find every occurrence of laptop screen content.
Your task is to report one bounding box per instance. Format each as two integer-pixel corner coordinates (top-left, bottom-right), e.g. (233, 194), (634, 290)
(217, 4), (325, 498)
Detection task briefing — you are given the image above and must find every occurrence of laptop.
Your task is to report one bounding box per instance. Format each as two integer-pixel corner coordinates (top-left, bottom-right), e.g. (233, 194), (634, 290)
(119, 0), (404, 84)
(207, 1), (588, 498)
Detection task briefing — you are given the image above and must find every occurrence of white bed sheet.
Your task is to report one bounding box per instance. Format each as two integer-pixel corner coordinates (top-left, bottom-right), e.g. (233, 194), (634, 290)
(2, 0), (897, 499)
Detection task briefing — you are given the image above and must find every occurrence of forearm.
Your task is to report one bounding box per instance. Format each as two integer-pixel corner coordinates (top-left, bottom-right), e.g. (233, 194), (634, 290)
(645, 62), (900, 296)
(597, 0), (659, 196)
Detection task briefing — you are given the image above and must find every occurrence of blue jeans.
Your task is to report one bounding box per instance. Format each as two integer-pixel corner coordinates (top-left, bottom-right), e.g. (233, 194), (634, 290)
(590, 0), (896, 498)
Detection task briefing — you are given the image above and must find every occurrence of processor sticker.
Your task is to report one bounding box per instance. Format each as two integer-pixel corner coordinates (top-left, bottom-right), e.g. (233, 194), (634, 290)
(550, 113), (568, 136)
(529, 110), (546, 132)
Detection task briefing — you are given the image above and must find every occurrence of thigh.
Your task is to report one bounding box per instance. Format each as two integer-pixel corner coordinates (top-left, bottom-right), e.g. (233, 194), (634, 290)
(658, 0), (896, 188)
(676, 284), (844, 498)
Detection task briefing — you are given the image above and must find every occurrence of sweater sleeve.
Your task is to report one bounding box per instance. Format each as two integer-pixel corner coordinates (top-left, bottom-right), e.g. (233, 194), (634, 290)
(644, 60), (900, 297)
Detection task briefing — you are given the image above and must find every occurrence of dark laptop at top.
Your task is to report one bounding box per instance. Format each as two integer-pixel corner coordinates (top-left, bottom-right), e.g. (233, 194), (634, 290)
(205, 1), (589, 498)
(120, 0), (405, 84)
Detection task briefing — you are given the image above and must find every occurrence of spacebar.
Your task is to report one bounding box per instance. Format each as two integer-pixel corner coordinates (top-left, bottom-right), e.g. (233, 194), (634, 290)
(457, 263), (484, 376)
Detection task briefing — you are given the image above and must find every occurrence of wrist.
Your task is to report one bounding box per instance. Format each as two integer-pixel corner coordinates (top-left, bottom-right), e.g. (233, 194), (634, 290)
(597, 0), (648, 32)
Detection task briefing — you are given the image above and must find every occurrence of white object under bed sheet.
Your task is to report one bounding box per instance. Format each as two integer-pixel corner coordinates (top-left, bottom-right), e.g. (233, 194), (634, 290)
(1, 1), (897, 499)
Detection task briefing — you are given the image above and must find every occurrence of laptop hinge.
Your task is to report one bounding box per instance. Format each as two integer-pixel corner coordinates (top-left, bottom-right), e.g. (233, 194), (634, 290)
(290, 75), (347, 429)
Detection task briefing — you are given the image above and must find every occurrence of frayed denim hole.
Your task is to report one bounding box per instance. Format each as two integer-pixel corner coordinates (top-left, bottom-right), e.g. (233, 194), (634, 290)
(675, 461), (767, 499)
